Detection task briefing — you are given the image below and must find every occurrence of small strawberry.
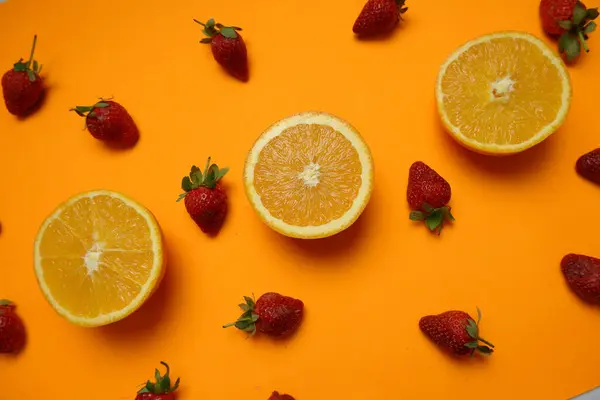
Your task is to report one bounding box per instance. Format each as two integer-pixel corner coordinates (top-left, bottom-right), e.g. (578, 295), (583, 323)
(407, 161), (454, 234)
(177, 158), (229, 234)
(0, 300), (26, 354)
(353, 0), (408, 37)
(2, 35), (44, 117)
(561, 254), (600, 304)
(419, 308), (494, 357)
(576, 148), (600, 184)
(539, 0), (598, 62)
(135, 362), (180, 400)
(70, 100), (139, 147)
(224, 293), (304, 338)
(269, 392), (295, 400)
(194, 18), (249, 82)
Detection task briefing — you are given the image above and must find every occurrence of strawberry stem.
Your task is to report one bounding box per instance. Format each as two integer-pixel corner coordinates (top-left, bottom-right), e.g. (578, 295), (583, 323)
(579, 31), (590, 52)
(478, 337), (495, 348)
(27, 35), (38, 69)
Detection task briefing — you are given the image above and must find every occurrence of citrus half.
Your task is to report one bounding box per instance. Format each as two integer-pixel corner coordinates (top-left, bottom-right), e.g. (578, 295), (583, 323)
(436, 31), (572, 155)
(33, 190), (165, 327)
(244, 112), (374, 239)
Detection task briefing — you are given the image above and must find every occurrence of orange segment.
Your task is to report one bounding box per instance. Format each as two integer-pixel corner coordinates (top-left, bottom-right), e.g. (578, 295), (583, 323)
(34, 190), (164, 327)
(436, 32), (572, 155)
(244, 112), (374, 239)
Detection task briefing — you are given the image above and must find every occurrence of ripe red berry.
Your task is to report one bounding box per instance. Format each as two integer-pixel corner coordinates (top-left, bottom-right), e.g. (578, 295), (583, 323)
(194, 18), (249, 81)
(0, 300), (26, 354)
(2, 35), (45, 117)
(269, 392), (295, 400)
(561, 254), (600, 304)
(576, 148), (600, 185)
(70, 100), (139, 147)
(407, 161), (454, 234)
(419, 308), (494, 357)
(353, 0), (408, 37)
(224, 293), (304, 338)
(177, 158), (229, 235)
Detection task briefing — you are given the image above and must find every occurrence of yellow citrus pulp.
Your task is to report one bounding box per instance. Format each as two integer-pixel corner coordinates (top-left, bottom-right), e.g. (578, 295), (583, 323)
(244, 111), (374, 239)
(436, 31), (572, 155)
(33, 190), (165, 327)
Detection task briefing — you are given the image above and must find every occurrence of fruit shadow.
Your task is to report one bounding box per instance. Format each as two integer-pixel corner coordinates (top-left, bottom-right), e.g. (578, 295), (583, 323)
(435, 108), (560, 177)
(272, 190), (378, 260)
(96, 248), (176, 342)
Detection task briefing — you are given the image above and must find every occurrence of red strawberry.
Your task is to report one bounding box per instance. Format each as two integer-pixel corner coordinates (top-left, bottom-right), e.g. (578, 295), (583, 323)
(269, 392), (295, 400)
(419, 308), (494, 357)
(70, 100), (139, 147)
(224, 293), (304, 337)
(177, 158), (229, 234)
(561, 254), (600, 304)
(539, 0), (598, 62)
(407, 161), (454, 234)
(135, 362), (180, 400)
(2, 35), (45, 117)
(194, 18), (249, 82)
(576, 148), (600, 184)
(353, 0), (408, 37)
(0, 300), (26, 354)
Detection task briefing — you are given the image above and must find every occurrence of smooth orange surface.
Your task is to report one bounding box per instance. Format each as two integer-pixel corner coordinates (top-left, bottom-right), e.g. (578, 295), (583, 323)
(0, 0), (599, 398)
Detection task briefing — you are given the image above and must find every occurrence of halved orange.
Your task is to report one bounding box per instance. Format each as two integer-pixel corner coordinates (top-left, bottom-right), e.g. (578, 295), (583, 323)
(436, 31), (572, 155)
(244, 111), (374, 239)
(33, 190), (165, 327)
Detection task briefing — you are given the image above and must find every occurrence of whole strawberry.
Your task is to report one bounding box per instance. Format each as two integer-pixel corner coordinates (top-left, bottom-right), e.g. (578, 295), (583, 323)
(353, 0), (408, 37)
(0, 300), (26, 354)
(561, 254), (600, 304)
(2, 35), (44, 116)
(269, 392), (295, 400)
(194, 18), (249, 82)
(135, 362), (180, 400)
(539, 0), (598, 62)
(224, 293), (304, 337)
(419, 308), (494, 356)
(177, 158), (229, 234)
(70, 100), (139, 147)
(407, 161), (454, 234)
(576, 148), (600, 184)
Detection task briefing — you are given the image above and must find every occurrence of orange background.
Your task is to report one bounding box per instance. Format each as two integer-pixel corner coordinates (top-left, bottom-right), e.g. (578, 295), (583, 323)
(1, 0), (599, 398)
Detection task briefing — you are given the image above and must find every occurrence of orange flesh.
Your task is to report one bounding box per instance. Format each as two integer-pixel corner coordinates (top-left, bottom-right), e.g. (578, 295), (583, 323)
(37, 195), (155, 318)
(440, 37), (564, 145)
(253, 123), (362, 226)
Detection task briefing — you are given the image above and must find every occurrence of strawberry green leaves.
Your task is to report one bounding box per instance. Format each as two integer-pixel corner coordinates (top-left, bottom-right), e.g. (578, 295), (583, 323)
(177, 157), (229, 201)
(13, 35), (42, 82)
(463, 307), (495, 357)
(558, 1), (598, 62)
(137, 362), (180, 395)
(409, 203), (455, 235)
(70, 101), (110, 118)
(223, 295), (259, 336)
(194, 18), (243, 43)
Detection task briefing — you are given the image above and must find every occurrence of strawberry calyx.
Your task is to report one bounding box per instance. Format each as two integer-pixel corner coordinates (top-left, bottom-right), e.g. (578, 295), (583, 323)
(558, 2), (598, 62)
(70, 100), (110, 118)
(409, 202), (455, 235)
(395, 0), (409, 20)
(464, 308), (494, 356)
(222, 295), (259, 336)
(13, 35), (42, 82)
(137, 362), (180, 395)
(0, 299), (15, 313)
(193, 18), (243, 43)
(177, 157), (229, 202)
